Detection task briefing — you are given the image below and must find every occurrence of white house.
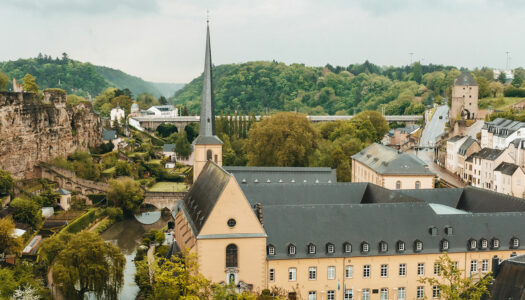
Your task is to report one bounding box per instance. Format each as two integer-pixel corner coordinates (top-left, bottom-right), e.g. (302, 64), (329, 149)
(481, 118), (525, 150)
(147, 105), (178, 117)
(445, 135), (468, 174)
(110, 106), (125, 126)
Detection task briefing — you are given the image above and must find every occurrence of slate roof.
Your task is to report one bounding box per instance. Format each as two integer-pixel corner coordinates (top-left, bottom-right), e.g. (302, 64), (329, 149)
(472, 148), (505, 161)
(57, 188), (71, 195)
(494, 162), (519, 176)
(458, 136), (478, 156)
(352, 143), (435, 175)
(102, 128), (116, 141)
(151, 105), (175, 111)
(511, 138), (525, 148)
(178, 161), (231, 235)
(225, 166), (337, 184)
(193, 135), (223, 145)
(454, 72), (478, 86)
(448, 135), (465, 143)
(488, 254), (525, 300)
(483, 118), (525, 138)
(163, 144), (175, 153)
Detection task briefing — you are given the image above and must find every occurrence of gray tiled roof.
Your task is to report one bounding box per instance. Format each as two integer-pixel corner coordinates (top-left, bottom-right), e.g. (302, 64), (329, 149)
(163, 144), (175, 153)
(483, 118), (525, 138)
(454, 72), (478, 86)
(494, 162), (519, 176)
(225, 166), (337, 184)
(472, 148), (505, 161)
(352, 143), (435, 175)
(448, 135), (465, 143)
(193, 135), (223, 145)
(458, 136), (478, 156)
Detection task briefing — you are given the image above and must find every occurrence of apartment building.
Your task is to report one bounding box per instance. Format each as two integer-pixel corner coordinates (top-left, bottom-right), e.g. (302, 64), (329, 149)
(445, 135), (468, 174)
(481, 118), (525, 150)
(457, 136), (481, 181)
(351, 143), (435, 190)
(470, 148), (512, 189)
(493, 162), (525, 197)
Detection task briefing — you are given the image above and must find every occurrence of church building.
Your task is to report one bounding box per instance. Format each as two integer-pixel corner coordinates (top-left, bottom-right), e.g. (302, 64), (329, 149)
(174, 23), (525, 299)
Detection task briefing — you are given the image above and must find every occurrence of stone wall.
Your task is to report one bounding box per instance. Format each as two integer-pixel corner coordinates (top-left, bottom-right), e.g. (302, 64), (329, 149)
(0, 91), (102, 179)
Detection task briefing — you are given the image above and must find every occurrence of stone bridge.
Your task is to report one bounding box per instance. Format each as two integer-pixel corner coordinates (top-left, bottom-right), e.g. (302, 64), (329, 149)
(38, 163), (109, 195)
(143, 191), (187, 210)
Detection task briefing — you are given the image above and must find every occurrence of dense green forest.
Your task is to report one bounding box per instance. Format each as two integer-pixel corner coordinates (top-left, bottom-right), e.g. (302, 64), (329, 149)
(174, 60), (525, 115)
(0, 53), (183, 98)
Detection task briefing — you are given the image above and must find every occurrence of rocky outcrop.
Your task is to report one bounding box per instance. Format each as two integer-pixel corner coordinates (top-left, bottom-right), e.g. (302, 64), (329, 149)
(0, 90), (102, 179)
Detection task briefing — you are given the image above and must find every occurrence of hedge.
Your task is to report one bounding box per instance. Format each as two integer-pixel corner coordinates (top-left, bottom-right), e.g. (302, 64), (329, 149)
(62, 208), (100, 234)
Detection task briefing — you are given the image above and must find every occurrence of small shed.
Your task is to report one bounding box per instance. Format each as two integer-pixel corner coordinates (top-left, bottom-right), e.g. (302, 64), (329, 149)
(57, 188), (72, 211)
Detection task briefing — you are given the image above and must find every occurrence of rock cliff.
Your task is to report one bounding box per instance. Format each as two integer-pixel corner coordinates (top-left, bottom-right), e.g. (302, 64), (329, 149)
(0, 90), (102, 179)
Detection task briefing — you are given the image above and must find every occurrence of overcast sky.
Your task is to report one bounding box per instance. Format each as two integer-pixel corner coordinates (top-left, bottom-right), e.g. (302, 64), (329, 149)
(0, 0), (523, 83)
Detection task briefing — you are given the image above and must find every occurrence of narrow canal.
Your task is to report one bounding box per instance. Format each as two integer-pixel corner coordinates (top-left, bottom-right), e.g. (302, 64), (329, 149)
(96, 207), (172, 299)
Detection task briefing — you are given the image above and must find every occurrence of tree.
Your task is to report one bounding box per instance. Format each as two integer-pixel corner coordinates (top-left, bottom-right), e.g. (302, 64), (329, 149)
(511, 74), (523, 88)
(0, 169), (14, 195)
(175, 132), (192, 159)
(22, 74), (39, 93)
(411, 62), (423, 83)
(53, 231), (125, 300)
(475, 76), (491, 98)
(152, 249), (212, 299)
(37, 183), (60, 207)
(497, 71), (507, 84)
(155, 123), (178, 138)
(158, 96), (168, 105)
(10, 198), (41, 227)
(0, 217), (24, 255)
(106, 178), (144, 216)
(419, 253), (492, 300)
(0, 71), (8, 91)
(185, 122), (199, 143)
(352, 111), (389, 142)
(246, 112), (319, 167)
(38, 232), (72, 268)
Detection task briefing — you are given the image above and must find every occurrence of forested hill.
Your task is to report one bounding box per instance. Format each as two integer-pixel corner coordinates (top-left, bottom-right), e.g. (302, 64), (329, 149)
(0, 54), (183, 98)
(173, 60), (467, 115)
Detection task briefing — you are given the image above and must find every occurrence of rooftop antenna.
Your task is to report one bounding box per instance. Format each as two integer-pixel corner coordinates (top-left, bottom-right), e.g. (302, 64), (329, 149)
(206, 9), (210, 24)
(506, 51), (510, 70)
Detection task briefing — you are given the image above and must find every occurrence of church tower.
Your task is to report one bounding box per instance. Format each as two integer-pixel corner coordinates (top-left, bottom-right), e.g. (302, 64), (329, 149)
(193, 21), (223, 182)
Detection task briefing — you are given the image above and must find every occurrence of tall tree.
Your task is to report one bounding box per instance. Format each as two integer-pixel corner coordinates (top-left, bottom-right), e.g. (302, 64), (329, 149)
(246, 112), (319, 167)
(0, 217), (24, 255)
(419, 253), (492, 300)
(0, 169), (14, 194)
(0, 71), (8, 91)
(22, 74), (39, 93)
(106, 178), (144, 216)
(175, 132), (192, 159)
(10, 198), (41, 227)
(53, 231), (125, 300)
(497, 72), (507, 84)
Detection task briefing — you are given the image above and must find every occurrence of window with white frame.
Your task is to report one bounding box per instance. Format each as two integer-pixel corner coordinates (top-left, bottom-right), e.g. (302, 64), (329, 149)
(344, 243), (352, 253)
(345, 265), (353, 278)
(432, 286), (440, 298)
(362, 289), (370, 300)
(380, 288), (388, 300)
(441, 240), (449, 251)
(380, 264), (388, 277)
(493, 239), (500, 248)
(417, 263), (425, 276)
(398, 241), (405, 252)
(308, 244), (316, 254)
(362, 242), (369, 253)
(309, 267), (317, 280)
(417, 286), (425, 299)
(512, 238), (520, 248)
(415, 241), (423, 252)
(482, 259), (489, 272)
(327, 243), (335, 254)
(380, 241), (388, 252)
(481, 239), (488, 249)
(469, 239), (477, 250)
(288, 268), (296, 281)
(327, 290), (335, 300)
(269, 268), (275, 282)
(397, 287), (406, 300)
(399, 263), (407, 276)
(328, 266), (336, 280)
(288, 245), (296, 255)
(308, 291), (317, 300)
(470, 260), (478, 274)
(344, 289), (353, 300)
(363, 265), (370, 278)
(268, 245), (275, 255)
(434, 263), (440, 275)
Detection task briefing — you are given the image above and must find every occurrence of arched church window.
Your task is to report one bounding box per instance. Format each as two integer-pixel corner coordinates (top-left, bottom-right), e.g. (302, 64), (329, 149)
(226, 244), (238, 267)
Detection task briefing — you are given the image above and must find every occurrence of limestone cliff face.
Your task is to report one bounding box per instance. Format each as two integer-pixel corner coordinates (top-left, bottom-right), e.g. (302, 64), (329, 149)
(0, 90), (102, 179)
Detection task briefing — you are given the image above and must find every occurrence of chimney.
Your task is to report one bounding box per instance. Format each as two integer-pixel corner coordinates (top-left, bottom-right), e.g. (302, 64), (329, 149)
(491, 255), (500, 276)
(256, 203), (263, 226)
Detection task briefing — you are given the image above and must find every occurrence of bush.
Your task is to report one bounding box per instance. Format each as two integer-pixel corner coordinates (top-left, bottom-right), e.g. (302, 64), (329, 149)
(10, 197), (41, 227)
(63, 209), (99, 233)
(105, 207), (124, 221)
(155, 245), (169, 257)
(504, 86), (525, 97)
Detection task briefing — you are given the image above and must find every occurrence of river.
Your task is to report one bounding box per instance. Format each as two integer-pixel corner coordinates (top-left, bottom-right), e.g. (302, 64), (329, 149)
(92, 208), (172, 299)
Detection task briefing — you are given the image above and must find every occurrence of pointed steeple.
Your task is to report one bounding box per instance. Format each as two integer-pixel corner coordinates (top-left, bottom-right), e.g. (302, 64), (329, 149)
(194, 21), (222, 145)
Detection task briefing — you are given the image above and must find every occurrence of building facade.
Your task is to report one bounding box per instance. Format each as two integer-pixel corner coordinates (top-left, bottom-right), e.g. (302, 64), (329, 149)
(481, 118), (525, 150)
(352, 143), (435, 190)
(110, 106), (125, 126)
(445, 135), (468, 174)
(450, 72), (478, 125)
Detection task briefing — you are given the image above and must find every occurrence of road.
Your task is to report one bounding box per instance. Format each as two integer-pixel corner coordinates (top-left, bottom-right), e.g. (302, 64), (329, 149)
(419, 105), (449, 147)
(413, 149), (466, 187)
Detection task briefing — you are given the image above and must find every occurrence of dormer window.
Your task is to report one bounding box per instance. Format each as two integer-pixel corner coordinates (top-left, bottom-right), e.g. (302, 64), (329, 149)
(414, 240), (423, 252)
(469, 239), (477, 250)
(267, 245), (275, 255)
(511, 237), (520, 249)
(480, 239), (488, 250)
(397, 241), (405, 252)
(288, 244), (296, 255)
(445, 226), (453, 235)
(379, 241), (388, 253)
(492, 238), (500, 249)
(327, 243), (335, 254)
(241, 178), (247, 184)
(343, 243), (352, 253)
(254, 179), (259, 183)
(441, 239), (449, 251)
(361, 242), (369, 253)
(429, 226), (438, 236)
(308, 243), (316, 254)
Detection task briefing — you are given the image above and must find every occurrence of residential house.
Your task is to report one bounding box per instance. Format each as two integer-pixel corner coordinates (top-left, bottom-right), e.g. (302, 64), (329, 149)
(505, 138), (525, 168)
(384, 125), (419, 149)
(445, 135), (468, 175)
(146, 105), (178, 117)
(57, 188), (71, 211)
(163, 144), (176, 161)
(470, 148), (512, 190)
(481, 118), (525, 150)
(352, 143), (435, 190)
(110, 106), (125, 126)
(458, 136), (481, 181)
(493, 162), (525, 198)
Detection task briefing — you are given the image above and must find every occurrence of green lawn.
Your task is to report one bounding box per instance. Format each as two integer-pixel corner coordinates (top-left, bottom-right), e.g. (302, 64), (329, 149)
(479, 97), (523, 110)
(149, 182), (187, 192)
(102, 167), (116, 174)
(149, 159), (162, 165)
